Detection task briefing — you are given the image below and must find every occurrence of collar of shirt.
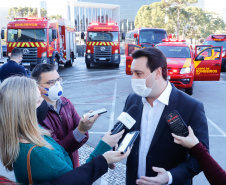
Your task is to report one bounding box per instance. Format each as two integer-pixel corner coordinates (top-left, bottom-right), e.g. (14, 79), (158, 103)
(47, 98), (62, 114)
(142, 82), (172, 107)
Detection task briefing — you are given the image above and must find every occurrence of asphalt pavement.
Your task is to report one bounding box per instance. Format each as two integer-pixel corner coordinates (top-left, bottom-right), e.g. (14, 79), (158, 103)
(1, 56), (226, 185)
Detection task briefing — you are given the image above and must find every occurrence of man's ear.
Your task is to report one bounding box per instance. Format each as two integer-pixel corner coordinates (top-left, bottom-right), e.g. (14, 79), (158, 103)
(155, 67), (162, 80)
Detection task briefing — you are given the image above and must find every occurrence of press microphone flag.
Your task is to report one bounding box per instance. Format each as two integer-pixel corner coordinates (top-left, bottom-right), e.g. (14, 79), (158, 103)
(111, 105), (139, 135)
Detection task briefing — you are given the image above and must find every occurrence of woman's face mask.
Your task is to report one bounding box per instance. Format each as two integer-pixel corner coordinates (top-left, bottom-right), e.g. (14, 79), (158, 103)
(39, 81), (63, 101)
(131, 73), (156, 97)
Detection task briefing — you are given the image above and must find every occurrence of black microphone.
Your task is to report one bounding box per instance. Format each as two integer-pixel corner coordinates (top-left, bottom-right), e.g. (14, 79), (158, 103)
(111, 105), (139, 135)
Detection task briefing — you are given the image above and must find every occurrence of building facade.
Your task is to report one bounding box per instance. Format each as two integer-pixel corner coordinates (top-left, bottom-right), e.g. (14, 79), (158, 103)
(79, 0), (161, 33)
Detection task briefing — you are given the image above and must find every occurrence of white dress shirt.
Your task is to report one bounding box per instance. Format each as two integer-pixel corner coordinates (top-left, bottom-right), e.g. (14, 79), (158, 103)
(138, 82), (173, 184)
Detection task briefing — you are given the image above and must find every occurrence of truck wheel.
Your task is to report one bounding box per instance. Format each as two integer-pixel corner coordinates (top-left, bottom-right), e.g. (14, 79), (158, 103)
(86, 63), (91, 69)
(54, 56), (59, 71)
(115, 64), (119, 68)
(185, 85), (193, 95)
(221, 58), (226, 72)
(65, 53), (74, 67)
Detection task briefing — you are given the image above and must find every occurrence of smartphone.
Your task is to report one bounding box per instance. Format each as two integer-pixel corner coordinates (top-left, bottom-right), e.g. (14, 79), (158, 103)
(117, 131), (139, 153)
(164, 110), (189, 137)
(83, 108), (107, 118)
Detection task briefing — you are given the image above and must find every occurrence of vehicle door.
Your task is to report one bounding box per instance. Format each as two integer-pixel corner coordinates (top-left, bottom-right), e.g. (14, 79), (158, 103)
(194, 45), (213, 56)
(125, 44), (141, 75)
(194, 45), (222, 81)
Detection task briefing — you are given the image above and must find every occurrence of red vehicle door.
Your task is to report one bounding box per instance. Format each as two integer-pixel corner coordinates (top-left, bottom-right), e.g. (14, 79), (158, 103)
(194, 46), (222, 81)
(126, 44), (142, 75)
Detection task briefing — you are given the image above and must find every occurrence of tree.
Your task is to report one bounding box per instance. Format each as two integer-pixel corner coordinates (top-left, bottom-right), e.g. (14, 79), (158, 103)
(48, 15), (62, 20)
(182, 7), (206, 42)
(7, 7), (47, 20)
(149, 2), (166, 28)
(167, 0), (198, 39)
(134, 5), (152, 28)
(41, 8), (47, 17)
(198, 11), (226, 39)
(134, 2), (166, 29)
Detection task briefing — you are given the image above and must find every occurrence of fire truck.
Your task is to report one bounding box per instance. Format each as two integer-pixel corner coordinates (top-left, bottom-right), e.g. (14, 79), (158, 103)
(125, 28), (167, 75)
(1, 17), (76, 70)
(84, 22), (120, 69)
(155, 39), (223, 95)
(203, 35), (226, 71)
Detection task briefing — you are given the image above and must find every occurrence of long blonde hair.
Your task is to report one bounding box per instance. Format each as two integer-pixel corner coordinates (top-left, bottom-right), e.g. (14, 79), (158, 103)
(0, 76), (52, 171)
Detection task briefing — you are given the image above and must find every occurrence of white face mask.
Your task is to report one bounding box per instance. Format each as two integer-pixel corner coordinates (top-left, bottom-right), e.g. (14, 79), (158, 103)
(39, 81), (63, 101)
(131, 73), (156, 97)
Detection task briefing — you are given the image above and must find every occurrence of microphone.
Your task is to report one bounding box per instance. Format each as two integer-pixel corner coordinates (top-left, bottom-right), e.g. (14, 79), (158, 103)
(111, 105), (139, 135)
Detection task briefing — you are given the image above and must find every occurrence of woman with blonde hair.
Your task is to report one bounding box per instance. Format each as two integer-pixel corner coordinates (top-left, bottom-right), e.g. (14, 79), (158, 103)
(0, 76), (130, 184)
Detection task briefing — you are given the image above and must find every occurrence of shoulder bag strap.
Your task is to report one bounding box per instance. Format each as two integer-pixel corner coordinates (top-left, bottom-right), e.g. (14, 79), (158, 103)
(27, 145), (37, 185)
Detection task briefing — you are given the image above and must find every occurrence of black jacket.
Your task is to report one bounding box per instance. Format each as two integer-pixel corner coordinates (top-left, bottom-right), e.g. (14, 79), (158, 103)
(38, 155), (108, 185)
(0, 60), (28, 82)
(122, 84), (209, 185)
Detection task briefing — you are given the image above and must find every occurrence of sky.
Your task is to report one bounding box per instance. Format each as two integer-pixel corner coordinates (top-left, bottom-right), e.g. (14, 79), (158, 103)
(0, 0), (226, 22)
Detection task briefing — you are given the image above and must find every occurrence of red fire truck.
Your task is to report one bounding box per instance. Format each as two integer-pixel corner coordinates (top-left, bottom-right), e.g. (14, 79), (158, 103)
(204, 34), (226, 71)
(85, 22), (120, 69)
(155, 39), (222, 95)
(125, 28), (167, 75)
(1, 17), (76, 70)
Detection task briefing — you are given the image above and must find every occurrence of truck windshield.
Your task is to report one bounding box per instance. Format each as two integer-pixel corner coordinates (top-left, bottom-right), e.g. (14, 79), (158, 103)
(139, 30), (167, 45)
(87, 32), (118, 42)
(156, 46), (191, 58)
(204, 41), (226, 51)
(8, 29), (47, 42)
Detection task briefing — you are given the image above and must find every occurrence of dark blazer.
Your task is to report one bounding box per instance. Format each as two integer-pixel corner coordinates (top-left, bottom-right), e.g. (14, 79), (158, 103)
(38, 155), (108, 185)
(123, 84), (209, 185)
(0, 60), (28, 82)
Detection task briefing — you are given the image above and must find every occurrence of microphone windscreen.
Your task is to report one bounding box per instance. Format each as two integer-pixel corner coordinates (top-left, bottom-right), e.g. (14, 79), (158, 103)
(126, 105), (139, 122)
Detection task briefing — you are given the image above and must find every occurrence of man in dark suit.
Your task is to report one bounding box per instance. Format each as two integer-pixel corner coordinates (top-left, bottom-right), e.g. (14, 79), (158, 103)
(123, 47), (208, 185)
(0, 48), (28, 82)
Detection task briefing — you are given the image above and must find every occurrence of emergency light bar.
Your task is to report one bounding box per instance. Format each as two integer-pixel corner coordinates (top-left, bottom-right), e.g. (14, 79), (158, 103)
(162, 39), (186, 42)
(212, 35), (226, 40)
(14, 17), (48, 21)
(108, 22), (116, 25)
(90, 22), (99, 25)
(90, 22), (117, 26)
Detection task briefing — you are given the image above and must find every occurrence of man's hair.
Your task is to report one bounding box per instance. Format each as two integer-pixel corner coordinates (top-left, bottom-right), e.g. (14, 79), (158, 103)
(132, 47), (167, 81)
(11, 48), (23, 59)
(31, 63), (56, 83)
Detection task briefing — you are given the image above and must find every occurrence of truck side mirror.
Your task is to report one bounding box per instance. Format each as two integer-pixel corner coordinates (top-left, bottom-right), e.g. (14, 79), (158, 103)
(52, 29), (57, 40)
(168, 34), (173, 39)
(195, 55), (204, 61)
(134, 33), (138, 38)
(1, 30), (4, 39)
(81, 32), (85, 40)
(122, 32), (125, 40)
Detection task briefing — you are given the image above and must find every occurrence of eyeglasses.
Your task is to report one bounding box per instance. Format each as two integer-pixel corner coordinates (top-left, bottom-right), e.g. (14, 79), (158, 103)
(38, 77), (63, 86)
